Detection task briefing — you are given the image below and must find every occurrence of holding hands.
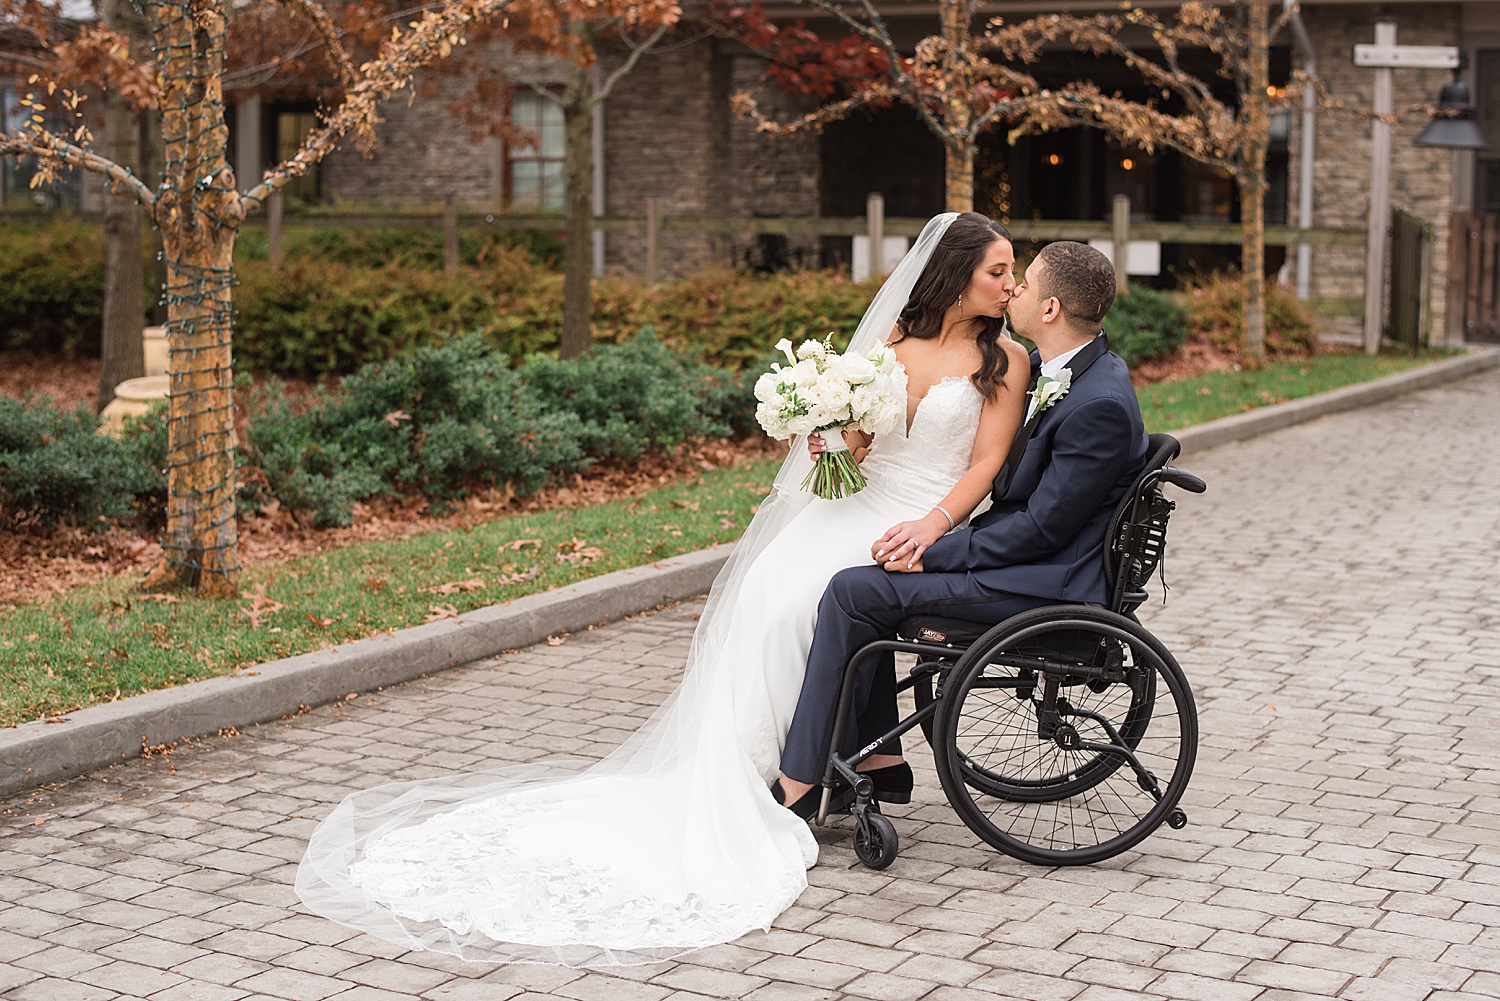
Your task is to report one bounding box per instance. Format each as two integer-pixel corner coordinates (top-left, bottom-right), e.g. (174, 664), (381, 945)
(871, 508), (953, 573)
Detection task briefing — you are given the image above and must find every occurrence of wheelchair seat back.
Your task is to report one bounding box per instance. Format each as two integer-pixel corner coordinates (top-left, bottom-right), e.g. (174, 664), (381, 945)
(1104, 433), (1183, 615)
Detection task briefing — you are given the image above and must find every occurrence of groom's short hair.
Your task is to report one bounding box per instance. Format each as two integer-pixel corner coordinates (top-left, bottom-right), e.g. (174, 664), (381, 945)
(1035, 242), (1116, 332)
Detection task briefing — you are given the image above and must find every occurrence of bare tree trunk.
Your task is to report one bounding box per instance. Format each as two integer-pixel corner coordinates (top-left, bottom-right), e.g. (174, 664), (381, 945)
(938, 0), (975, 214)
(97, 0), (146, 411)
(945, 140), (974, 213)
(146, 107), (169, 326)
(558, 71), (594, 359)
(1238, 0), (1270, 368)
(139, 0), (243, 597)
(1239, 171), (1266, 366)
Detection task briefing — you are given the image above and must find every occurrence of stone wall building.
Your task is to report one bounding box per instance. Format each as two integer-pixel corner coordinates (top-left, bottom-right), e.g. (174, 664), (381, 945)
(21, 0), (1485, 346)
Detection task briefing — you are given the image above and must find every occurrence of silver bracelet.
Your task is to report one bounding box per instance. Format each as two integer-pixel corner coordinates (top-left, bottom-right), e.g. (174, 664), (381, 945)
(933, 505), (955, 531)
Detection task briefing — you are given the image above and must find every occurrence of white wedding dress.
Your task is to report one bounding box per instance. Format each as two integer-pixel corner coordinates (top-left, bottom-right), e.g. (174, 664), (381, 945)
(730, 375), (984, 781)
(294, 213), (973, 967)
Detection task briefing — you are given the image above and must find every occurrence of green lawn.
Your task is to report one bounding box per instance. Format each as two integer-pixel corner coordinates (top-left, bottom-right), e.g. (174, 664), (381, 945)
(0, 347), (1456, 727)
(1139, 349), (1448, 432)
(0, 462), (777, 727)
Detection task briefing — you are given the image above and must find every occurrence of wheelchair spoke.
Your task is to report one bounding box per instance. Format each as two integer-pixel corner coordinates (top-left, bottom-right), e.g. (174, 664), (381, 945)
(934, 611), (1198, 865)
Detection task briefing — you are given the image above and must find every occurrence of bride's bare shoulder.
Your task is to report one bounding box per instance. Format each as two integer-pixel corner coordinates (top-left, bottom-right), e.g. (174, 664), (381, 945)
(1000, 337), (1030, 383)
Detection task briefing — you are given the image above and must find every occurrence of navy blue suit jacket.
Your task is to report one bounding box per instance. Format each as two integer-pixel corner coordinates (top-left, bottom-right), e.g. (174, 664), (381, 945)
(921, 335), (1148, 605)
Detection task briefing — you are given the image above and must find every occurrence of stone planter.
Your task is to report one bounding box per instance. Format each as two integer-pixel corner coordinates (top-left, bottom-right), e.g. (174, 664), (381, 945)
(142, 326), (168, 377)
(99, 374), (168, 436)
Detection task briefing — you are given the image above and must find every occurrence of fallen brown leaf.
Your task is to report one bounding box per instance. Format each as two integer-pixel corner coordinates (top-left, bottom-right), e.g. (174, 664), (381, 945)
(425, 604), (458, 623)
(422, 578), (486, 595)
(240, 583), (284, 629)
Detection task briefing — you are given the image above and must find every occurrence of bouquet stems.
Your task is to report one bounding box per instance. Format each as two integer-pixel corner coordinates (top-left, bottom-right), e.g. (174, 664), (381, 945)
(800, 449), (868, 500)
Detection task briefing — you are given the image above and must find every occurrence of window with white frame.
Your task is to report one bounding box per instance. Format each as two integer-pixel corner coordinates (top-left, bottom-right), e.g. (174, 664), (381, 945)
(506, 90), (565, 211)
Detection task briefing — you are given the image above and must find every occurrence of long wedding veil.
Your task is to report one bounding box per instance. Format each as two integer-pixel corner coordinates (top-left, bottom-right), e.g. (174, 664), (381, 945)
(295, 213), (960, 967)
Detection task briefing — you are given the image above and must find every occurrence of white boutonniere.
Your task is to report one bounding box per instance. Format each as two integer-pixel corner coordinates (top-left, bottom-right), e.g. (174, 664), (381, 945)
(1028, 368), (1072, 417)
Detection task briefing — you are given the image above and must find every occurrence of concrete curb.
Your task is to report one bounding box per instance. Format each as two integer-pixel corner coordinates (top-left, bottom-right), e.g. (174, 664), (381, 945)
(0, 546), (731, 798)
(4, 348), (1494, 797)
(1172, 347), (1497, 456)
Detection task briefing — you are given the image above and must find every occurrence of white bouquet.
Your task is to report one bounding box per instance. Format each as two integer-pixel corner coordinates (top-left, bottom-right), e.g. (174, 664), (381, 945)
(754, 335), (907, 499)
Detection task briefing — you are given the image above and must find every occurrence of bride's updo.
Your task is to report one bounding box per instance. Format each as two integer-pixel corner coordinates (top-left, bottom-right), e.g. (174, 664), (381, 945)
(894, 211), (1013, 400)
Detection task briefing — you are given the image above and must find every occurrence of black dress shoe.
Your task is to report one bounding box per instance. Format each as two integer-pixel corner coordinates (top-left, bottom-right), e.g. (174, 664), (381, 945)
(861, 762), (914, 804)
(771, 779), (819, 820)
(772, 779), (851, 820)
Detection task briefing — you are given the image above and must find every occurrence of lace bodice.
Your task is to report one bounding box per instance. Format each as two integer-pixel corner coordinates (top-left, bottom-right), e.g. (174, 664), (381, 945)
(860, 374), (984, 509)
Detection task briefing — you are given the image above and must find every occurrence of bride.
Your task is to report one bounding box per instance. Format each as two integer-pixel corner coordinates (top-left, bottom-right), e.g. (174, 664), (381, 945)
(295, 211), (1030, 967)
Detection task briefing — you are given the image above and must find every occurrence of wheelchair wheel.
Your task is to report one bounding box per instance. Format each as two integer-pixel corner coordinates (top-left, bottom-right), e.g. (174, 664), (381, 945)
(932, 606), (1197, 866)
(853, 810), (898, 869)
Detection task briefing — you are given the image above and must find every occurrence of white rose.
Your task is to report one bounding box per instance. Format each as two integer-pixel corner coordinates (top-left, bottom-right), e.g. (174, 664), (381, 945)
(867, 398), (903, 437)
(786, 411), (817, 437)
(756, 402), (785, 437)
(850, 384), (879, 419)
(754, 371), (782, 404)
(816, 371), (852, 411)
(791, 358), (820, 388)
(828, 351), (877, 386)
(871, 347), (899, 374)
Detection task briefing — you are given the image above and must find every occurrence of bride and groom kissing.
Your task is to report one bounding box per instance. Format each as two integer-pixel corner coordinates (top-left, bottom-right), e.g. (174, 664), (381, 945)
(296, 212), (1151, 967)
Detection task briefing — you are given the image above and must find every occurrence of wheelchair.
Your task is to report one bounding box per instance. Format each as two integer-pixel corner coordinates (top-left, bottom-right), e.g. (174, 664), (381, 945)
(815, 433), (1206, 869)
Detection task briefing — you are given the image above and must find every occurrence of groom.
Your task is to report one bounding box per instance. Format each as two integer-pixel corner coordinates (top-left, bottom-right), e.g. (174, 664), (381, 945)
(776, 241), (1150, 814)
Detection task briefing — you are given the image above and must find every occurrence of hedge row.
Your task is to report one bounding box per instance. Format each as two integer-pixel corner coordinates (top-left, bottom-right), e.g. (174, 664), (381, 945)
(2, 217), (1312, 376)
(1, 334), (753, 529)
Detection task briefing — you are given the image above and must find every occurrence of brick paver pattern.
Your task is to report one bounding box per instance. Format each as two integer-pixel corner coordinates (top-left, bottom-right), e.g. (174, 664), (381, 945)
(3, 370), (1499, 1001)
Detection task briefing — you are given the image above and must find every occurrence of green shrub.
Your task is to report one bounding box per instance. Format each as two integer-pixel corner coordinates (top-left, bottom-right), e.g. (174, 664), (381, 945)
(0, 217), (153, 356)
(2, 218), (876, 376)
(0, 395), (163, 525)
(521, 333), (753, 458)
(231, 258), (876, 377)
(233, 224), (566, 269)
(231, 255), (551, 374)
(241, 333), (748, 526)
(1183, 272), (1316, 354)
(1106, 286), (1191, 367)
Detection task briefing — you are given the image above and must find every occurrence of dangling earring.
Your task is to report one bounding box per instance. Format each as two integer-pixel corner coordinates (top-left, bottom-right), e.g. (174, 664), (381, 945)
(957, 293), (963, 313)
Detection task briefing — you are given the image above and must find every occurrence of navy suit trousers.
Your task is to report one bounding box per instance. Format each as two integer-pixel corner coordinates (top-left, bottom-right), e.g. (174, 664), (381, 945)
(778, 565), (1052, 784)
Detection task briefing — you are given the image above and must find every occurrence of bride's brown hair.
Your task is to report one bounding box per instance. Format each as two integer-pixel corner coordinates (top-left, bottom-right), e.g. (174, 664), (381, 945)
(892, 212), (1013, 401)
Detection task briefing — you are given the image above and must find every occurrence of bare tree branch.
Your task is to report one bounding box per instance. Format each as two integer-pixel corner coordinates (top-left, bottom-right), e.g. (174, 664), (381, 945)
(267, 0), (356, 87)
(0, 50), (50, 70)
(242, 0), (520, 208)
(592, 20), (667, 103)
(1, 128), (157, 205)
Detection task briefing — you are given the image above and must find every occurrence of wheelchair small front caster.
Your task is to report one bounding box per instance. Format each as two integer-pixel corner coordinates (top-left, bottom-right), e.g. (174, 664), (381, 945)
(853, 811), (898, 869)
(1166, 808), (1188, 830)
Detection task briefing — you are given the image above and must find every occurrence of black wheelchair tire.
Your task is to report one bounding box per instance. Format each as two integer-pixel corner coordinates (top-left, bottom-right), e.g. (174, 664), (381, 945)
(932, 606), (1198, 867)
(853, 811), (898, 869)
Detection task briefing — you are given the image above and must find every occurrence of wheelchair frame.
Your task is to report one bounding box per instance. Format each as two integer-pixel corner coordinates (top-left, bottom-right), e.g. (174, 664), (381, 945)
(813, 433), (1207, 868)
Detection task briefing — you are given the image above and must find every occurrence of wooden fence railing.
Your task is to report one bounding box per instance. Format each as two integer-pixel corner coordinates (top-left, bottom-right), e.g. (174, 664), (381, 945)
(2, 206), (1367, 249)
